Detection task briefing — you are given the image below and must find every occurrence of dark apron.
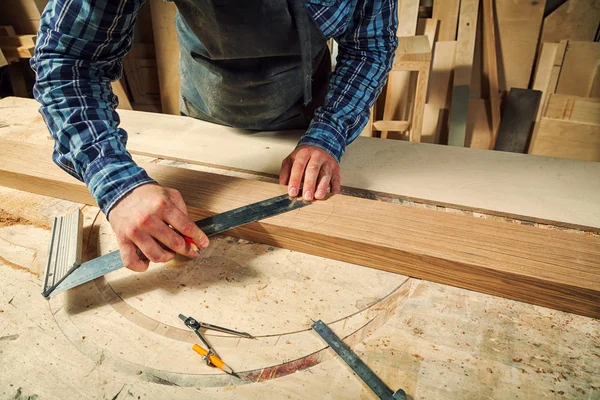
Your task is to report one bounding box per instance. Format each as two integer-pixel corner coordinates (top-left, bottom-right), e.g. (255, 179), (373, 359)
(172, 0), (330, 131)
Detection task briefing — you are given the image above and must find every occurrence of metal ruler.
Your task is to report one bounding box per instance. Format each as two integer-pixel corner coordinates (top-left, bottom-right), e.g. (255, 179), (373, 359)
(43, 194), (309, 298)
(311, 320), (406, 400)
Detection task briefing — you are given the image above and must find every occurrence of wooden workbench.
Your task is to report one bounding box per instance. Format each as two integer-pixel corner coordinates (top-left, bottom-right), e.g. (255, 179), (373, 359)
(0, 98), (599, 399)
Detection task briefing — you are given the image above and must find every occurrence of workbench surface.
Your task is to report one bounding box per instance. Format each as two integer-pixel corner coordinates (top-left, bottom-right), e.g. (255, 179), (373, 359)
(0, 99), (599, 400)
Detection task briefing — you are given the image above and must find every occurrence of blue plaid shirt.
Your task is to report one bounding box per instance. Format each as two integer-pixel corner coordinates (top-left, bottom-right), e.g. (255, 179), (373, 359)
(31, 0), (398, 215)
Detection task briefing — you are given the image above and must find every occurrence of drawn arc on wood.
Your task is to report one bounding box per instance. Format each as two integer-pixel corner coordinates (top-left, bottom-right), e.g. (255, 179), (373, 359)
(47, 208), (412, 387)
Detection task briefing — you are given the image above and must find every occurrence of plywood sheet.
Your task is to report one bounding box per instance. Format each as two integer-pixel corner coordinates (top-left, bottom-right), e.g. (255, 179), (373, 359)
(556, 41), (600, 97)
(0, 140), (599, 318)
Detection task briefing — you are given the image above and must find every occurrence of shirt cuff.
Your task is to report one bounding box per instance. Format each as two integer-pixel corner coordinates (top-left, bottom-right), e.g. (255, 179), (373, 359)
(298, 121), (346, 163)
(82, 154), (156, 217)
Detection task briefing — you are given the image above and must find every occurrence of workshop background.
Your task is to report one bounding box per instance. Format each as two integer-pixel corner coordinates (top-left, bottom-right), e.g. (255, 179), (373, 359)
(0, 0), (599, 159)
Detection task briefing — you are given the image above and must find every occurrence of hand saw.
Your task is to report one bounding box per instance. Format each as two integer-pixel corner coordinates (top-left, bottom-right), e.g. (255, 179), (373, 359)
(42, 193), (309, 298)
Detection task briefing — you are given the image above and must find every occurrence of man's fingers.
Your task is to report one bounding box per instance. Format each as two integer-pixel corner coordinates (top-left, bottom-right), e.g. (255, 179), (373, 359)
(120, 241), (150, 272)
(279, 158), (292, 185)
(288, 152), (310, 197)
(147, 218), (200, 258)
(331, 174), (341, 194)
(164, 207), (209, 249)
(315, 169), (332, 200)
(133, 232), (175, 263)
(168, 189), (189, 216)
(302, 159), (324, 201)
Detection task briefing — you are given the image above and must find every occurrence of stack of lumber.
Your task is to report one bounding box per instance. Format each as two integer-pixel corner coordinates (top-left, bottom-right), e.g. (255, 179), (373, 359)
(368, 0), (600, 163)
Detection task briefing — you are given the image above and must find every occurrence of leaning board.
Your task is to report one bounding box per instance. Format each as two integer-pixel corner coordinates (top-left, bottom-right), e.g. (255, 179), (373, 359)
(0, 140), (598, 319)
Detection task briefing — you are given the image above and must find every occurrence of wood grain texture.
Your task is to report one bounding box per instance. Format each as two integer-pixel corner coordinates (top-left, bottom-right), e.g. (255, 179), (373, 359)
(448, 0), (480, 147)
(482, 0), (501, 148)
(111, 80), (133, 110)
(495, 0), (545, 92)
(530, 118), (600, 161)
(0, 139), (599, 319)
(494, 88), (542, 153)
(556, 41), (600, 97)
(432, 0), (460, 41)
(544, 94), (600, 125)
(149, 0), (180, 115)
(532, 42), (560, 122)
(540, 0), (600, 46)
(465, 98), (493, 149)
(4, 97), (600, 231)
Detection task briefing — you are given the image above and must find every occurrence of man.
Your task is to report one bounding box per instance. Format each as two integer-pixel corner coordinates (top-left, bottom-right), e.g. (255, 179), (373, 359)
(32, 0), (398, 272)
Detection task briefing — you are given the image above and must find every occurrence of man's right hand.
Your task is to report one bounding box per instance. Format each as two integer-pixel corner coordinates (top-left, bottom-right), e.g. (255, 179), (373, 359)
(108, 184), (209, 272)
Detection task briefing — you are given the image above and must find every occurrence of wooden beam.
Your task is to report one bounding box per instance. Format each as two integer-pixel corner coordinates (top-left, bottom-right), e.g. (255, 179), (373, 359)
(0, 139), (598, 319)
(530, 118), (600, 162)
(149, 0), (180, 115)
(532, 42), (560, 122)
(540, 0), (600, 46)
(448, 0), (480, 147)
(372, 120), (410, 132)
(481, 0), (501, 148)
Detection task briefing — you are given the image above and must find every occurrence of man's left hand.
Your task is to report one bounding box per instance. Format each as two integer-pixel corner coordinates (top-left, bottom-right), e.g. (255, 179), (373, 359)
(279, 145), (341, 201)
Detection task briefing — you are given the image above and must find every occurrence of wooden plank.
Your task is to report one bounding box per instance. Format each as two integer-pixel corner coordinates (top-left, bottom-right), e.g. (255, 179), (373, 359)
(0, 139), (599, 319)
(0, 0), (41, 34)
(530, 118), (600, 161)
(432, 0), (460, 41)
(544, 94), (600, 125)
(482, 0), (501, 148)
(494, 88), (542, 153)
(149, 0), (180, 115)
(4, 96), (600, 231)
(448, 0), (480, 147)
(532, 42), (560, 122)
(540, 0), (600, 46)
(381, 0), (420, 139)
(0, 34), (35, 48)
(465, 98), (493, 149)
(424, 41), (456, 144)
(372, 120), (410, 132)
(556, 41), (600, 97)
(495, 0), (546, 93)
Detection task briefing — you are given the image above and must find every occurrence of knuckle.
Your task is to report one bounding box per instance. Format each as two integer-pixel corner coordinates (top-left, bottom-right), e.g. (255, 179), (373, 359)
(154, 198), (169, 212)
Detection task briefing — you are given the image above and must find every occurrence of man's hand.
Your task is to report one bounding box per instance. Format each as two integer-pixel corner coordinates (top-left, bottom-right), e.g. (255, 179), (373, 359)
(279, 145), (341, 200)
(108, 184), (209, 272)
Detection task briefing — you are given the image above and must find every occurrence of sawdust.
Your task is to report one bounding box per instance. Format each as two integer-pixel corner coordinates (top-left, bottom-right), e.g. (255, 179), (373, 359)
(0, 255), (39, 277)
(0, 209), (50, 230)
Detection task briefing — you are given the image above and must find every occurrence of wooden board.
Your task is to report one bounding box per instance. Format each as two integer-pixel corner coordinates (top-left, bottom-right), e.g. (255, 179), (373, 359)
(465, 98), (493, 149)
(544, 94), (600, 125)
(432, 0), (460, 41)
(380, 0), (420, 139)
(149, 0), (180, 115)
(556, 41), (600, 97)
(540, 0), (600, 46)
(482, 0), (501, 148)
(448, 0), (480, 147)
(530, 117), (600, 161)
(0, 139), (599, 318)
(495, 0), (546, 93)
(532, 42), (560, 122)
(4, 97), (600, 231)
(111, 80), (133, 110)
(494, 88), (542, 153)
(0, 0), (41, 34)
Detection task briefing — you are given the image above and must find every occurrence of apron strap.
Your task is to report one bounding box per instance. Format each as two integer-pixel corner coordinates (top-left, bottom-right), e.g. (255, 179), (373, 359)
(289, 0), (313, 105)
